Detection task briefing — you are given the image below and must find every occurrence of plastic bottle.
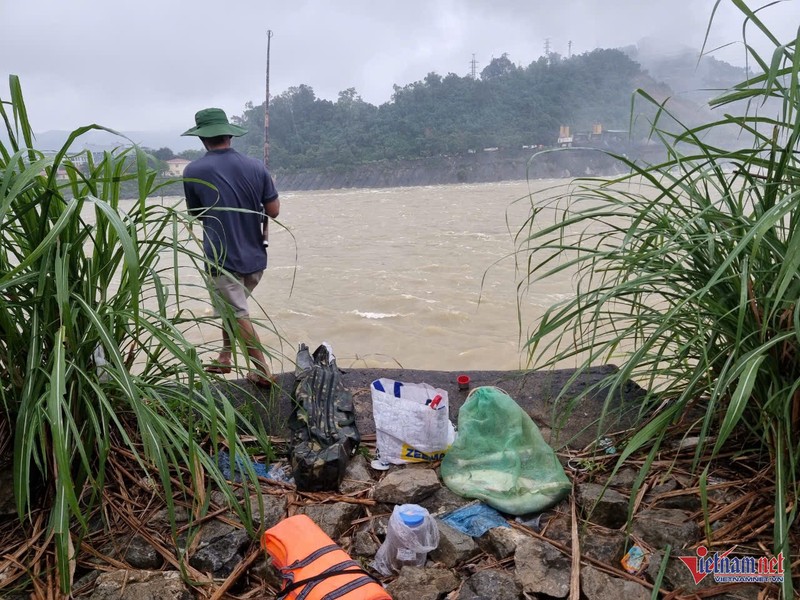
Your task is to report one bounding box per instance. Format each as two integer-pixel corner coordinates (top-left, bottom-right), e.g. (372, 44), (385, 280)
(373, 504), (439, 576)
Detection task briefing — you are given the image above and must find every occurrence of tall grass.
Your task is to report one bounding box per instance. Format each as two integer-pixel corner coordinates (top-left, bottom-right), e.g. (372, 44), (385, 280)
(0, 75), (275, 592)
(517, 1), (798, 596)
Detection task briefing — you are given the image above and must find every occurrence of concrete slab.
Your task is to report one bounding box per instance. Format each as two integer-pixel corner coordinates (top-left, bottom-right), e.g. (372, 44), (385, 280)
(220, 365), (647, 450)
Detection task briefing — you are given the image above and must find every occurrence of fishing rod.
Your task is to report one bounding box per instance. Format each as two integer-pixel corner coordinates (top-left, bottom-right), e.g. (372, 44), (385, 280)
(262, 29), (273, 251)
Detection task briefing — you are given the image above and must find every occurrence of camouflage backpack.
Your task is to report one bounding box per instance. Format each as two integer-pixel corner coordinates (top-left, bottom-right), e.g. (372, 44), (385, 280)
(289, 343), (361, 491)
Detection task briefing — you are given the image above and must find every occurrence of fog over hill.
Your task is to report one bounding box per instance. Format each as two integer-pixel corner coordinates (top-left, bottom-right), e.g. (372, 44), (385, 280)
(622, 38), (750, 104)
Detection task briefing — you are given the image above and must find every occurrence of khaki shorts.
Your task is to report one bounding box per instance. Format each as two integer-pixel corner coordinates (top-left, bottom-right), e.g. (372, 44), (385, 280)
(210, 271), (263, 318)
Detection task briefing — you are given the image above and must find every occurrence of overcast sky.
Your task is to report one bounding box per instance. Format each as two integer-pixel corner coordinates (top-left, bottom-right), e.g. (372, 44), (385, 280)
(1, 0), (797, 137)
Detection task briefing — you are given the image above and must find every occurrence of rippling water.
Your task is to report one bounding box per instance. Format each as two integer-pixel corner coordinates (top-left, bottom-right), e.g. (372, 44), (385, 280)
(123, 179), (583, 372)
(247, 179), (581, 372)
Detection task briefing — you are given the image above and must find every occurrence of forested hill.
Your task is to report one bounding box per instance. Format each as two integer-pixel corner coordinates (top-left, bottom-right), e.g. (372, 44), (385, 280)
(230, 48), (708, 173)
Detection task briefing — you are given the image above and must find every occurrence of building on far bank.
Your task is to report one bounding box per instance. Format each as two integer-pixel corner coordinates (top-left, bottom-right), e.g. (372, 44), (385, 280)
(164, 158), (190, 177)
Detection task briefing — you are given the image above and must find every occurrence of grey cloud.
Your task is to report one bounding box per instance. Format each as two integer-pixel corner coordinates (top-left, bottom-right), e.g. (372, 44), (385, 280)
(1, 0), (796, 137)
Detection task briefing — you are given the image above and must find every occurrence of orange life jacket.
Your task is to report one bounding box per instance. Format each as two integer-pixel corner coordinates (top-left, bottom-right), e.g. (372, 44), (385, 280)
(261, 514), (392, 600)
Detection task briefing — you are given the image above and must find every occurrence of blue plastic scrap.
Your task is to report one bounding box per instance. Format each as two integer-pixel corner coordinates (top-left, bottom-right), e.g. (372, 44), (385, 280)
(218, 449), (269, 480)
(441, 502), (510, 537)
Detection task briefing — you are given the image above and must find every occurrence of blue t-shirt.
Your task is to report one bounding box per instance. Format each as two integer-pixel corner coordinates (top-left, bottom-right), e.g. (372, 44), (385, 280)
(183, 148), (279, 275)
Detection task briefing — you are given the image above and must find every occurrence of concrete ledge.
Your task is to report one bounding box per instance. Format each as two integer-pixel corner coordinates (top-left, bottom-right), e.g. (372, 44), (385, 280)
(221, 365), (647, 450)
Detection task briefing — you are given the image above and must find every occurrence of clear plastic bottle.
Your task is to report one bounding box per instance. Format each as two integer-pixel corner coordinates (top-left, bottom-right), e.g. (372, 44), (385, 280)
(373, 504), (439, 576)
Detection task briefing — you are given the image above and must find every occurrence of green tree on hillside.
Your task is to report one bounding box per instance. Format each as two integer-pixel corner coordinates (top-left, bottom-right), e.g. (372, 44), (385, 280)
(231, 48), (672, 170)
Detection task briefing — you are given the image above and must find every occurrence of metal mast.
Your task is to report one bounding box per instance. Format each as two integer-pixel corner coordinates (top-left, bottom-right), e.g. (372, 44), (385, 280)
(262, 30), (273, 249)
(264, 30), (273, 169)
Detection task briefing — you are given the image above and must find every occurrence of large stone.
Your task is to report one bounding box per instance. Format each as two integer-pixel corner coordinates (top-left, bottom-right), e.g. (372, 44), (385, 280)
(646, 549), (719, 596)
(580, 528), (626, 564)
(373, 468), (441, 505)
(580, 565), (649, 600)
(249, 493), (288, 530)
(123, 535), (162, 570)
(457, 569), (522, 600)
(88, 570), (191, 600)
(631, 508), (699, 550)
(577, 482), (629, 529)
(248, 555), (285, 591)
(644, 478), (701, 512)
(150, 506), (190, 527)
(418, 485), (473, 516)
(339, 454), (375, 495)
(514, 536), (571, 598)
(429, 519), (480, 568)
(353, 530), (380, 557)
(477, 526), (526, 560)
(188, 525), (250, 579)
(296, 501), (363, 540)
(608, 467), (639, 490)
(384, 566), (460, 600)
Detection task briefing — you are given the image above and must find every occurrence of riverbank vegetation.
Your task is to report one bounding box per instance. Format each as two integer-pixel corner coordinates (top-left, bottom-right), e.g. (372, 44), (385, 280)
(517, 2), (799, 596)
(0, 76), (275, 593)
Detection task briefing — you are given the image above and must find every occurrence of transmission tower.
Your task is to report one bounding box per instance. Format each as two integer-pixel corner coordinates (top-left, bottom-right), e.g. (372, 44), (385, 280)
(568, 40), (573, 58)
(544, 38), (551, 57)
(469, 53), (479, 79)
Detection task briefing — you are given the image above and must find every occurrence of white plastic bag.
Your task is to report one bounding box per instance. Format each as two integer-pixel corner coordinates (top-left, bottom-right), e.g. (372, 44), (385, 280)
(370, 378), (456, 464)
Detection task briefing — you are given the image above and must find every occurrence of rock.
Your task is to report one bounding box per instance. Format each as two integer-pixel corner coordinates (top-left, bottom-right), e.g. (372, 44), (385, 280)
(296, 501), (362, 539)
(418, 485), (472, 516)
(150, 506), (190, 527)
(123, 535), (162, 570)
(631, 508), (699, 550)
(580, 528), (626, 564)
(88, 570), (191, 600)
(339, 454), (375, 495)
(646, 550), (717, 595)
(477, 526), (526, 560)
(514, 536), (571, 598)
(577, 483), (629, 529)
(249, 556), (285, 590)
(353, 530), (380, 557)
(608, 467), (639, 489)
(188, 523), (251, 578)
(580, 565), (649, 600)
(72, 569), (102, 597)
(644, 478), (700, 511)
(457, 569), (522, 600)
(429, 519), (480, 568)
(540, 509), (572, 547)
(384, 566), (460, 600)
(249, 493), (288, 530)
(373, 468), (441, 504)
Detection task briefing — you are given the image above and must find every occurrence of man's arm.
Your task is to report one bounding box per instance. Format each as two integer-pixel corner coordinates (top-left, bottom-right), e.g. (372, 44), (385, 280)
(264, 196), (280, 219)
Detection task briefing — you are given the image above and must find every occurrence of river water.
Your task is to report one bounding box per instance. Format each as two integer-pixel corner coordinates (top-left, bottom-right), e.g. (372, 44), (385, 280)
(153, 179), (581, 373)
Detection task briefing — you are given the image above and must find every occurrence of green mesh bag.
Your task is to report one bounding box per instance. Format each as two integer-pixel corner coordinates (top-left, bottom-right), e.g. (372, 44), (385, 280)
(440, 386), (571, 515)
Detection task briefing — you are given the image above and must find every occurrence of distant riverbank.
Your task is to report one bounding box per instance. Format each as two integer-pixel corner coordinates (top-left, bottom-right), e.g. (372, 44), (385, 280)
(273, 145), (665, 191)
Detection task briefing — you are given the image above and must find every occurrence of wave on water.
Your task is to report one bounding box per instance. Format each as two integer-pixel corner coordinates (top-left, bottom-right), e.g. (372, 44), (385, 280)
(401, 294), (438, 304)
(348, 310), (404, 319)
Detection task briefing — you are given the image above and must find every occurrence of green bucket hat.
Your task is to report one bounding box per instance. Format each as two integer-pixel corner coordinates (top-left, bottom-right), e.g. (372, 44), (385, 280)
(182, 107), (248, 137)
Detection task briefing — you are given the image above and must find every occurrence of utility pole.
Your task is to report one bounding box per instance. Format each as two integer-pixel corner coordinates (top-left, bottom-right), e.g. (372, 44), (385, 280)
(264, 30), (273, 170)
(263, 30), (273, 250)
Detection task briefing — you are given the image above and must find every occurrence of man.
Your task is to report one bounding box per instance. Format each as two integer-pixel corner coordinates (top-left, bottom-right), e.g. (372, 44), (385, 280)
(182, 107), (280, 388)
